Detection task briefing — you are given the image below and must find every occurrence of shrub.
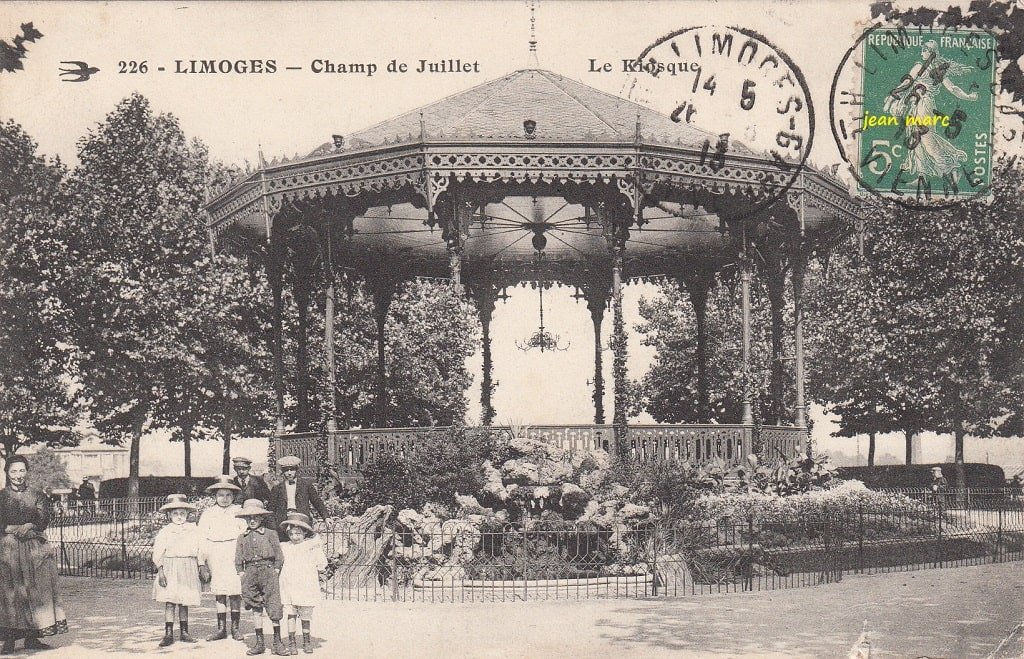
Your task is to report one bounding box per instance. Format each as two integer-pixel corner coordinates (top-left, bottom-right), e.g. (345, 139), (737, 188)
(836, 463), (1005, 489)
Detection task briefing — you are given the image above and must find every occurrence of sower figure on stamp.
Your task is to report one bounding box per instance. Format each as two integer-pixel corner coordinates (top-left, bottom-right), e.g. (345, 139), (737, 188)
(269, 456), (328, 540)
(235, 499), (287, 656)
(199, 475), (247, 642)
(232, 456), (272, 506)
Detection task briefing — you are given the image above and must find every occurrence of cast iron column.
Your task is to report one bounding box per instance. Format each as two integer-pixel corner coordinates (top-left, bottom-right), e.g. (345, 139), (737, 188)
(792, 246), (808, 428)
(323, 222), (338, 432)
(585, 284), (609, 425)
(268, 233), (287, 434)
(739, 247), (754, 425)
(477, 292), (496, 426)
(610, 238), (628, 456)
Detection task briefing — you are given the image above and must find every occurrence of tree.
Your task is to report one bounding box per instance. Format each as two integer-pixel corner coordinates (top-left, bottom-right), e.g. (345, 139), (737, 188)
(22, 447), (72, 493)
(57, 94), (211, 498)
(807, 158), (1024, 482)
(150, 250), (275, 479)
(634, 275), (792, 429)
(0, 120), (78, 460)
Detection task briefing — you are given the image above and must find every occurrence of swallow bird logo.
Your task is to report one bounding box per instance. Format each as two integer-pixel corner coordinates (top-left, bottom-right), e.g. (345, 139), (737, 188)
(59, 61), (99, 82)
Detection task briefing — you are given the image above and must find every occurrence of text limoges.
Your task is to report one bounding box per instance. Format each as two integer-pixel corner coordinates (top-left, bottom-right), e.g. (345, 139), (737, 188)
(174, 59), (277, 73)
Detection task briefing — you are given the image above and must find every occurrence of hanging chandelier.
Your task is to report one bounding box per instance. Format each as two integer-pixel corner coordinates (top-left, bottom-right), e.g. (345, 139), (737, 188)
(516, 282), (570, 352)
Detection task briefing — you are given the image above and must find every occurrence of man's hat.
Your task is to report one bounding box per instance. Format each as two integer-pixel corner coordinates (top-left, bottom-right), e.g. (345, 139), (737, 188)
(205, 474), (242, 493)
(280, 511), (314, 534)
(235, 499), (273, 517)
(931, 466), (944, 474)
(232, 456), (253, 466)
(278, 455), (302, 469)
(159, 494), (196, 512)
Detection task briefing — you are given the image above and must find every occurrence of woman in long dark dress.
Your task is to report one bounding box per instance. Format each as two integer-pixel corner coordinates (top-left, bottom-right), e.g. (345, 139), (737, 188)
(0, 455), (68, 654)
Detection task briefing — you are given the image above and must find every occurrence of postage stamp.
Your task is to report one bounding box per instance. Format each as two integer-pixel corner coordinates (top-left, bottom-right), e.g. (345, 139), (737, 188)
(857, 27), (996, 200)
(830, 23), (1001, 208)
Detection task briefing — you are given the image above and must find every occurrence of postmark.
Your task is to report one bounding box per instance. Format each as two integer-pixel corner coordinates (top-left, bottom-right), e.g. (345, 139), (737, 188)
(830, 23), (999, 209)
(624, 25), (814, 216)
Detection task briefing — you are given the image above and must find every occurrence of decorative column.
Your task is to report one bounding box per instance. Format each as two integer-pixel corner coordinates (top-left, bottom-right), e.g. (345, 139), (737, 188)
(739, 245), (754, 425)
(609, 232), (629, 456)
(293, 275), (312, 432)
(679, 268), (716, 422)
(323, 221), (339, 432)
(792, 244), (808, 428)
(267, 233), (287, 434)
(369, 278), (398, 427)
(584, 281), (610, 425)
(764, 253), (787, 426)
(474, 289), (496, 426)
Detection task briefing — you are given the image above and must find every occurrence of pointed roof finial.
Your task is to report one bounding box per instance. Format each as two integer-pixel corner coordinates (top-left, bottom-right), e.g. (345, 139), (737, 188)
(258, 144), (267, 169)
(527, 1), (539, 68)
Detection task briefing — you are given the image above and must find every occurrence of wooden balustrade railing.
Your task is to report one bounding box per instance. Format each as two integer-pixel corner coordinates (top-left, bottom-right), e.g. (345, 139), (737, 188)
(274, 424), (807, 478)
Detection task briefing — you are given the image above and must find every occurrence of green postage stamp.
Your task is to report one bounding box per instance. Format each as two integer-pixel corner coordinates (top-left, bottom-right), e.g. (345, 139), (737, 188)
(857, 28), (996, 201)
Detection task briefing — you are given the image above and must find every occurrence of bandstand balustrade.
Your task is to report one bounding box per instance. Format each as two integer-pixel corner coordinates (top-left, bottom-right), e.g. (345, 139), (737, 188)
(275, 424), (805, 479)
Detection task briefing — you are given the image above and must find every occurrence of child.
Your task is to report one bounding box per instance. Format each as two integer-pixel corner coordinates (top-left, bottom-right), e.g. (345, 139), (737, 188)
(199, 475), (247, 641)
(151, 494), (203, 647)
(279, 512), (327, 655)
(235, 498), (286, 656)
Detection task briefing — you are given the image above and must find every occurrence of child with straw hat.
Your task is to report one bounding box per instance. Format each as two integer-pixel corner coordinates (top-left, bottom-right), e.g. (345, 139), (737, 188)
(235, 499), (286, 656)
(279, 512), (327, 654)
(199, 475), (247, 641)
(152, 494), (203, 647)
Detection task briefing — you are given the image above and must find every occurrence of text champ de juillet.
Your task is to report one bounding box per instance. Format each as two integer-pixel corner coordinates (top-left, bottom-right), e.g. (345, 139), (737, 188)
(311, 59), (480, 75)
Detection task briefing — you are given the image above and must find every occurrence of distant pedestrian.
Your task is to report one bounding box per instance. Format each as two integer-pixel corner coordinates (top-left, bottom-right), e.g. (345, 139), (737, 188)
(269, 456), (328, 540)
(77, 478), (95, 501)
(151, 494), (204, 647)
(232, 457), (272, 506)
(235, 499), (286, 656)
(279, 512), (327, 654)
(199, 475), (247, 641)
(930, 467), (948, 492)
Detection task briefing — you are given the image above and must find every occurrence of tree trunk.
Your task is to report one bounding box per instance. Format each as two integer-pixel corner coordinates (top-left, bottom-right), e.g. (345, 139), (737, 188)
(128, 413), (145, 499)
(182, 422), (193, 491)
(222, 407), (234, 476)
(905, 428), (914, 465)
(953, 414), (966, 491)
(867, 431), (876, 467)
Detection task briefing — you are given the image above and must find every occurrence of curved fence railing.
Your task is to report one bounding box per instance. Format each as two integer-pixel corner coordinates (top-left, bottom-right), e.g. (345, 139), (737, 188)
(47, 490), (1024, 600)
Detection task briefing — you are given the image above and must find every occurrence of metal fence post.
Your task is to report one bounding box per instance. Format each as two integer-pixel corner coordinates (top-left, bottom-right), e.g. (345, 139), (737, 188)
(935, 496), (943, 568)
(857, 504), (864, 575)
(997, 504), (1004, 563)
(59, 519), (67, 575)
(390, 527), (399, 602)
(650, 522), (659, 597)
(120, 517), (129, 578)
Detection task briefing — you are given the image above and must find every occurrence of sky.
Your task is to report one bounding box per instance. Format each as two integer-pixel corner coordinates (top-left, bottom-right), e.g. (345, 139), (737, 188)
(2, 0), (1016, 466)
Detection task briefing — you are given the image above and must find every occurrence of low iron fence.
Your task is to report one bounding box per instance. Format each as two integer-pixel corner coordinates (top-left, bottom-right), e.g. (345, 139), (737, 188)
(48, 491), (1024, 599)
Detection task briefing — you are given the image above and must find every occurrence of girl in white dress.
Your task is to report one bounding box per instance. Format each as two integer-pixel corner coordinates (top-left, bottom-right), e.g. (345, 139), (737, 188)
(198, 475), (247, 641)
(279, 512), (327, 655)
(151, 494), (203, 647)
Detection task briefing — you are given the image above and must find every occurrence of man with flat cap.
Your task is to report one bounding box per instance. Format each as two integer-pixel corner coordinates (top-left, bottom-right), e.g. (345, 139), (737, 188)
(230, 456), (271, 506)
(269, 456), (328, 539)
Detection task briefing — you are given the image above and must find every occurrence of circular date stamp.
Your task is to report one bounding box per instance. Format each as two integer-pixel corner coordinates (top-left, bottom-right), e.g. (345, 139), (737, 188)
(829, 22), (999, 209)
(625, 25), (815, 216)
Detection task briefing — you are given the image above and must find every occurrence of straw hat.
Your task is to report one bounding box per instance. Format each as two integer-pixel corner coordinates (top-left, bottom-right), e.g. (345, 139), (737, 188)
(280, 511), (314, 534)
(159, 494), (196, 512)
(205, 474), (242, 494)
(235, 499), (273, 517)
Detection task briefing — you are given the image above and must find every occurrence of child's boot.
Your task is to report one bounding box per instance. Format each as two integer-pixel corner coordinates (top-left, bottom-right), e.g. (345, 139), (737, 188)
(158, 623), (175, 647)
(288, 632), (298, 656)
(246, 630), (265, 656)
(271, 628), (288, 656)
(208, 613), (228, 641)
(302, 621), (313, 654)
(231, 611), (245, 641)
(179, 620), (196, 643)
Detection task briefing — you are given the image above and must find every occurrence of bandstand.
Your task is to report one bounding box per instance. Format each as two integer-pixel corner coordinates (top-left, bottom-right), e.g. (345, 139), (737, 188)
(205, 67), (860, 478)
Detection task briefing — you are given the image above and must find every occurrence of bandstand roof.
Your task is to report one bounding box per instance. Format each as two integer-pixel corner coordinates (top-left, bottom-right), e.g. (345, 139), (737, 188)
(207, 68), (860, 285)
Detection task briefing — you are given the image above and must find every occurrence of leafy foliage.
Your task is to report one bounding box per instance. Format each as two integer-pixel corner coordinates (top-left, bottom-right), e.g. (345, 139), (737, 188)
(22, 447), (72, 492)
(0, 121), (78, 459)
